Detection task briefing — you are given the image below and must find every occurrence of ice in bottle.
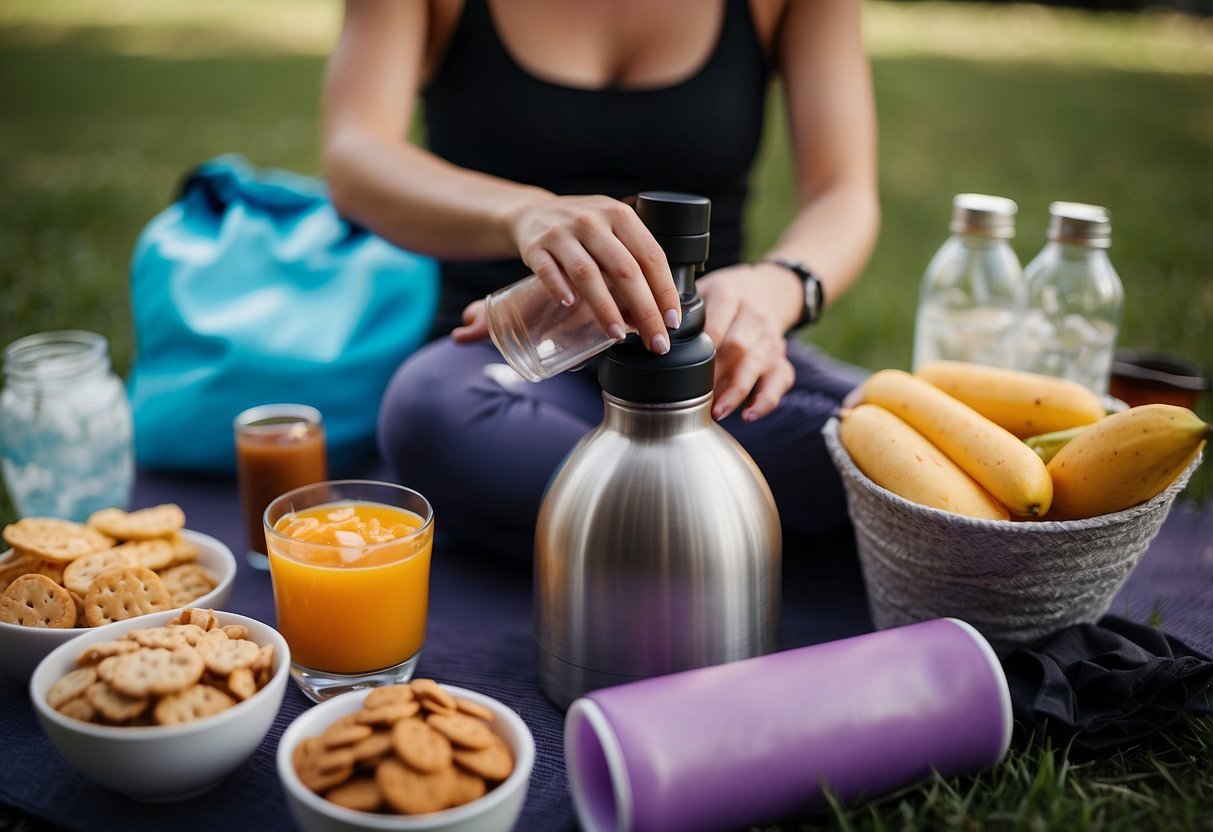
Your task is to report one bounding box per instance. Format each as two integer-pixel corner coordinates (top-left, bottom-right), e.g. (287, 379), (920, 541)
(911, 194), (1024, 370)
(1017, 202), (1124, 395)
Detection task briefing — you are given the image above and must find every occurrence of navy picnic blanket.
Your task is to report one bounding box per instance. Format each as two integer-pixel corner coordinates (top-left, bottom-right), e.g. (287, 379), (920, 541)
(2, 462), (1210, 830)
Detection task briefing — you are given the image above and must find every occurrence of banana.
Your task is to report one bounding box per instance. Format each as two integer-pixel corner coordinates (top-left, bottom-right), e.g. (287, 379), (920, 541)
(838, 404), (1010, 521)
(915, 360), (1106, 438)
(1047, 403), (1209, 520)
(860, 368), (1053, 516)
(1024, 425), (1088, 464)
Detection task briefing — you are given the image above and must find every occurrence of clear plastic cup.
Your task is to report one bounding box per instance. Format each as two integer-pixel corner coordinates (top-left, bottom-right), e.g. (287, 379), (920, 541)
(485, 275), (625, 382)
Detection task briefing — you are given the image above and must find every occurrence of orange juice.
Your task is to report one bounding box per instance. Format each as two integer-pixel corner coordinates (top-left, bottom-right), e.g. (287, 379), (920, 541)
(267, 501), (433, 673)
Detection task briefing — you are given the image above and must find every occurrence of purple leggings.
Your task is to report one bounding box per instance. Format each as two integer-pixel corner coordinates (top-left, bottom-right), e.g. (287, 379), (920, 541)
(377, 337), (867, 561)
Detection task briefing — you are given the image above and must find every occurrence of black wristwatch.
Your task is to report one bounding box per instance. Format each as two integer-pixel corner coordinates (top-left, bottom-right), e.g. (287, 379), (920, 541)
(763, 258), (824, 330)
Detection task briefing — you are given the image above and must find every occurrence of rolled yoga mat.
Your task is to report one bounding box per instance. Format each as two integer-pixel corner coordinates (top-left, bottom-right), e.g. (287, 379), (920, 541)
(565, 617), (1013, 832)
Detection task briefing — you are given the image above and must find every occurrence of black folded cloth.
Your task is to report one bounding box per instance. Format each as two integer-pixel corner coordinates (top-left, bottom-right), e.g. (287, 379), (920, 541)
(1001, 615), (1213, 756)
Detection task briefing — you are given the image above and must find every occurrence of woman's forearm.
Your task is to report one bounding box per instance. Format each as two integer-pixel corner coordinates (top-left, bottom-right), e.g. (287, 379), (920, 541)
(321, 0), (551, 261)
(324, 128), (553, 262)
(763, 177), (881, 315)
(753, 0), (881, 331)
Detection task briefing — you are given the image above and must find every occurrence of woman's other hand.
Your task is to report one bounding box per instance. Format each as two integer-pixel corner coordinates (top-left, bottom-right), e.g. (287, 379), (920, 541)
(697, 263), (799, 423)
(452, 299), (489, 343)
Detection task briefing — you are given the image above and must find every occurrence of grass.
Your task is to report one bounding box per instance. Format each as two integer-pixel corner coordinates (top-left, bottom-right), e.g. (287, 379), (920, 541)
(767, 715), (1213, 831)
(0, 2), (1210, 829)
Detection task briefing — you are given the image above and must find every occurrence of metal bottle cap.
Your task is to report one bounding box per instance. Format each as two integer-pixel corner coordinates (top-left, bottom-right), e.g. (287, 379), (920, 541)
(1047, 201), (1112, 248)
(635, 191), (711, 267)
(949, 193), (1018, 239)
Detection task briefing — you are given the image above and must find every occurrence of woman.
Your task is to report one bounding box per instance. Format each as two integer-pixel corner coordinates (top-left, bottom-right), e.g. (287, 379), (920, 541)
(323, 0), (880, 559)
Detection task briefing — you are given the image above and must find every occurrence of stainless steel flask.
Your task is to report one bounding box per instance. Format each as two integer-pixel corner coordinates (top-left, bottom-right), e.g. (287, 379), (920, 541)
(535, 192), (782, 710)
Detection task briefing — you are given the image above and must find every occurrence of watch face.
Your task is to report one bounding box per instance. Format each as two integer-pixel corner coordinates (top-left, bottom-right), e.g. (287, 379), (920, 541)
(804, 275), (823, 323)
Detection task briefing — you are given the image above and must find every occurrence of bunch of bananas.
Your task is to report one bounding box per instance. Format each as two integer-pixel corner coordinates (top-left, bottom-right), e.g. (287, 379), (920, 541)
(838, 360), (1209, 521)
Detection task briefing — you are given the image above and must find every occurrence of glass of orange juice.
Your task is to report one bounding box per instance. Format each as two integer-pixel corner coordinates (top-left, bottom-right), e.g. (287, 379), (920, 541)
(263, 480), (434, 702)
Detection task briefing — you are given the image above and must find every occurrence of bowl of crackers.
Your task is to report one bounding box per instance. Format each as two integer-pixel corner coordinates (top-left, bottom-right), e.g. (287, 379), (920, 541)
(29, 606), (289, 802)
(0, 503), (237, 682)
(277, 679), (535, 832)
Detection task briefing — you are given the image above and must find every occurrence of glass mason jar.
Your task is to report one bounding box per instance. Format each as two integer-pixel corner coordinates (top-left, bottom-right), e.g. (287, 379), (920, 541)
(911, 194), (1025, 371)
(1, 330), (134, 521)
(1017, 202), (1124, 395)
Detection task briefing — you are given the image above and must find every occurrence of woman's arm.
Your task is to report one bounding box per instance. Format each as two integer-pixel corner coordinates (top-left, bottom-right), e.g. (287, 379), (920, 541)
(761, 0), (881, 318)
(322, 0), (680, 353)
(323, 0), (538, 260)
(697, 0), (880, 421)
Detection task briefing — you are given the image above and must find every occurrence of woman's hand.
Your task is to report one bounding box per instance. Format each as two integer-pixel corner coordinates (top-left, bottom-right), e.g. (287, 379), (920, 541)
(505, 195), (683, 355)
(452, 299), (489, 343)
(697, 264), (798, 423)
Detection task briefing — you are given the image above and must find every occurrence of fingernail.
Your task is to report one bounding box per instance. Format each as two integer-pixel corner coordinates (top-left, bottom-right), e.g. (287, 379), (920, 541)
(663, 308), (681, 329)
(608, 323), (626, 341)
(561, 293), (576, 307)
(712, 403), (730, 420)
(650, 334), (670, 355)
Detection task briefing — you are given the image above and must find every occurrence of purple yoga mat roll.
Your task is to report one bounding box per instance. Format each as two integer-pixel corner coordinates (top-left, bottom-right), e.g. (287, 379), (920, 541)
(565, 618), (1012, 832)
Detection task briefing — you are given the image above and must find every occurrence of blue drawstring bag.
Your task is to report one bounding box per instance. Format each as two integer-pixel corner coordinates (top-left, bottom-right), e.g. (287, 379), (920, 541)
(127, 154), (439, 474)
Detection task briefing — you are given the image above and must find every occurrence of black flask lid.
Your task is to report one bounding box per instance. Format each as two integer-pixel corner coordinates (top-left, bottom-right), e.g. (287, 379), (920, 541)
(600, 192), (715, 404)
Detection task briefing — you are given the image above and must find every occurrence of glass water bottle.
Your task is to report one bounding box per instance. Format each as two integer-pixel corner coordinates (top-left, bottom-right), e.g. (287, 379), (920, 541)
(911, 194), (1024, 370)
(1017, 202), (1124, 395)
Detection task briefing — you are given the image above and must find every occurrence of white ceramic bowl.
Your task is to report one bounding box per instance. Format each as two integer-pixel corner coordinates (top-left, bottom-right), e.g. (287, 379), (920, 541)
(29, 608), (289, 802)
(0, 529), (237, 682)
(278, 685), (536, 832)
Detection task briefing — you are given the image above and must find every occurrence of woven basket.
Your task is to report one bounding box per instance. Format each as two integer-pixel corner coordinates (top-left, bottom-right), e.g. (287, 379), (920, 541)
(822, 417), (1201, 651)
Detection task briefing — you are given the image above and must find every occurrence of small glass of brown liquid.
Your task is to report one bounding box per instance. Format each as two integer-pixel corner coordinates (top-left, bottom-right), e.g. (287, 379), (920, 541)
(234, 404), (328, 570)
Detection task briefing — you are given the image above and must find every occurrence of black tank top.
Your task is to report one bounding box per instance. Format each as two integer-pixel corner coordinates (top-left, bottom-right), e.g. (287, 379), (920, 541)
(422, 0), (771, 335)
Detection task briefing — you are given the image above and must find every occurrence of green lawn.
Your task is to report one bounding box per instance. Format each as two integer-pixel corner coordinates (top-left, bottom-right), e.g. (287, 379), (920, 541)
(0, 2), (1210, 829)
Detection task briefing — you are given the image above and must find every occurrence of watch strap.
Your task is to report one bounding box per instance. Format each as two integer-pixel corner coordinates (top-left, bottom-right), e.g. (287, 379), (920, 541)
(763, 258), (824, 330)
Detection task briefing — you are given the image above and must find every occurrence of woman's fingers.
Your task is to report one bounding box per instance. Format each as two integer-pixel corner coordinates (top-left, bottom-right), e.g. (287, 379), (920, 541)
(529, 249), (576, 308)
(514, 196), (678, 354)
(604, 202), (682, 338)
(580, 221), (673, 352)
(739, 359), (795, 422)
(452, 299), (490, 343)
(698, 267), (793, 421)
(713, 336), (793, 422)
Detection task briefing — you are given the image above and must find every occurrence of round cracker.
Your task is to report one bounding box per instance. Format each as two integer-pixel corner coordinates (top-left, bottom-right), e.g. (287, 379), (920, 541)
(0, 573), (77, 628)
(46, 665), (98, 709)
(324, 775), (383, 812)
(391, 716), (453, 774)
(375, 757), (456, 815)
(451, 734), (514, 782)
(195, 629), (262, 675)
(2, 518), (114, 563)
(153, 683), (235, 725)
(63, 548), (133, 596)
(83, 566), (173, 627)
(111, 539), (175, 571)
(108, 646), (205, 698)
(0, 552), (39, 592)
(86, 679), (150, 723)
(159, 562), (217, 607)
(88, 504), (185, 541)
(427, 712), (496, 750)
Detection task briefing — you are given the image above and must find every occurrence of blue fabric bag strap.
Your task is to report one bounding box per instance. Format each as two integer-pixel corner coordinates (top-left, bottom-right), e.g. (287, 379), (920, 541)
(184, 153), (328, 211)
(127, 154), (439, 475)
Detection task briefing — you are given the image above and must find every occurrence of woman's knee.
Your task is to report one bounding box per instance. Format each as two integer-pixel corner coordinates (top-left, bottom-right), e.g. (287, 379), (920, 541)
(378, 340), (481, 469)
